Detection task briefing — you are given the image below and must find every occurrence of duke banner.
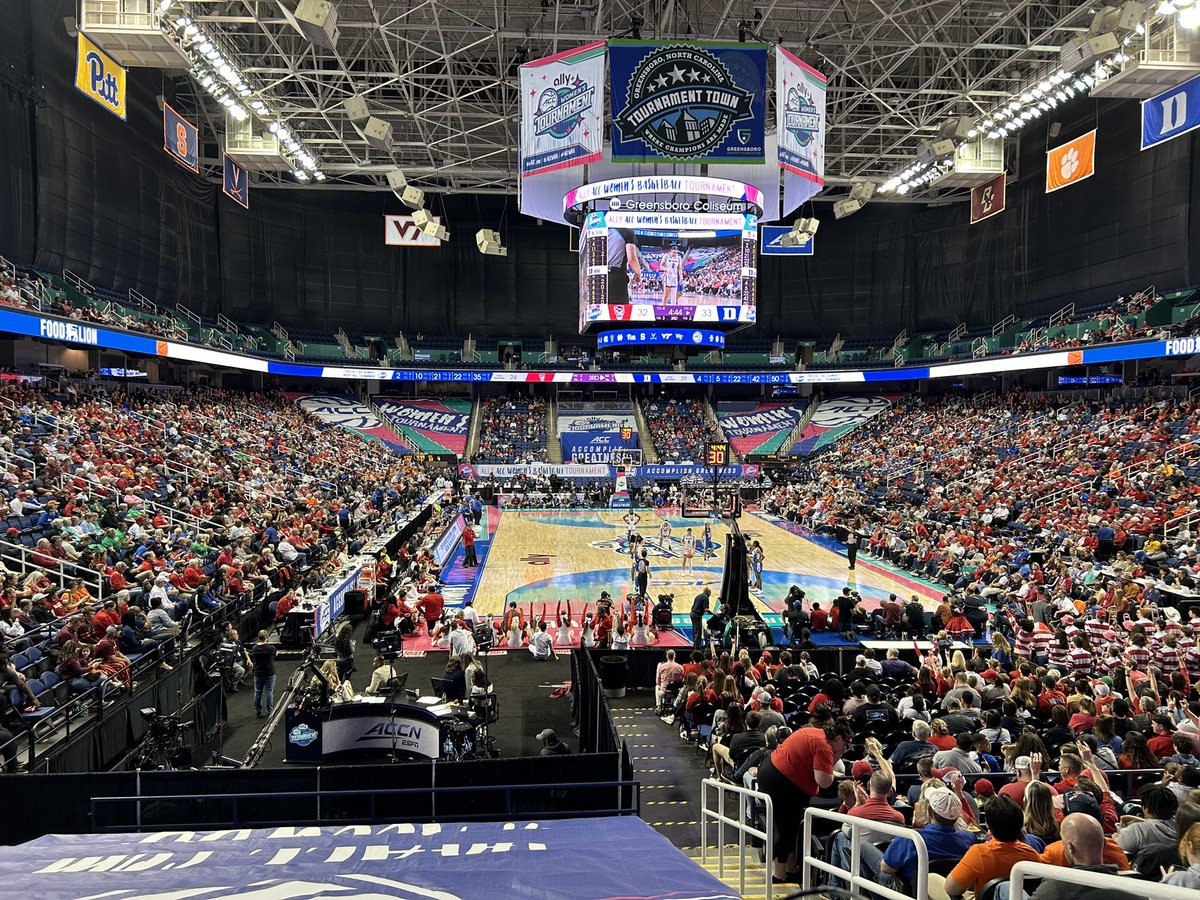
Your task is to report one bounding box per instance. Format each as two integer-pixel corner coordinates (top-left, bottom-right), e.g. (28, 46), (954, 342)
(519, 41), (606, 177)
(1045, 129), (1095, 194)
(776, 47), (825, 185)
(970, 172), (1006, 224)
(164, 103), (200, 173)
(1142, 73), (1200, 151)
(609, 41), (767, 163)
(74, 32), (126, 120)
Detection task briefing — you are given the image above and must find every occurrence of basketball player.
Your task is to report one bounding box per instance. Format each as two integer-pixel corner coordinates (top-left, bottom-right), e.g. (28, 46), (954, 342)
(703, 521), (714, 561)
(658, 517), (672, 551)
(661, 244), (683, 302)
(623, 509), (640, 549)
(682, 527), (696, 573)
(749, 539), (765, 591)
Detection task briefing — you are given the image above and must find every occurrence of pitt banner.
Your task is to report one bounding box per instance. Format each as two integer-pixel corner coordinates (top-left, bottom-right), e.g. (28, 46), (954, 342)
(163, 103), (200, 173)
(222, 154), (249, 208)
(970, 172), (1006, 224)
(74, 32), (126, 120)
(519, 41), (606, 177)
(1045, 129), (1095, 193)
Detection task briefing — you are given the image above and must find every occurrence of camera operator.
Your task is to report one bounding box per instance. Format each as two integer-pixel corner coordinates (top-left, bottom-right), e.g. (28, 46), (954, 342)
(216, 623), (250, 690)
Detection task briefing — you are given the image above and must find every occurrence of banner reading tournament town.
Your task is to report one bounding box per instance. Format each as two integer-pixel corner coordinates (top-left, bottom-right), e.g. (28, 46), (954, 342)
(519, 42), (606, 177)
(609, 41), (767, 163)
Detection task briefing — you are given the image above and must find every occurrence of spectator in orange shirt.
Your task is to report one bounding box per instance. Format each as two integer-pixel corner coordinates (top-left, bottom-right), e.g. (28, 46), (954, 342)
(945, 796), (1041, 897)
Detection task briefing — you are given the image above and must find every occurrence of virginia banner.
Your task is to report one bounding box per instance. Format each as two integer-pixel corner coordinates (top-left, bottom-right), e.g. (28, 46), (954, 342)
(376, 398), (472, 455)
(74, 32), (126, 120)
(164, 103), (200, 173)
(1142, 72), (1200, 151)
(610, 40), (767, 163)
(222, 153), (249, 208)
(1045, 129), (1095, 194)
(776, 47), (825, 184)
(717, 401), (807, 455)
(970, 172), (1006, 224)
(288, 394), (411, 454)
(790, 395), (893, 456)
(519, 41), (606, 177)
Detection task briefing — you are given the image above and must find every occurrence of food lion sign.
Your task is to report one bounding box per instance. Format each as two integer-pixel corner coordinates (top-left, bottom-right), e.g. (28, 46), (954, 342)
(385, 214), (443, 247)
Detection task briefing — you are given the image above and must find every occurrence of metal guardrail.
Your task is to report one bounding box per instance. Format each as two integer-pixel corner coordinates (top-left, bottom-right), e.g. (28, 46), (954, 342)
(92, 780), (642, 832)
(700, 778), (775, 900)
(1009, 859), (1188, 900)
(0, 538), (105, 599)
(802, 807), (930, 900)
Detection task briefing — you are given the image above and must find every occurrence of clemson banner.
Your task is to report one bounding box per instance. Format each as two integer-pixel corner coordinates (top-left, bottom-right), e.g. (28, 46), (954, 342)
(1045, 129), (1096, 194)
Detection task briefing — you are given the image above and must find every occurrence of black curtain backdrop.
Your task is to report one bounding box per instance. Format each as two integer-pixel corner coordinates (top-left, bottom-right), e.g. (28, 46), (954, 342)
(1, 0), (1196, 340)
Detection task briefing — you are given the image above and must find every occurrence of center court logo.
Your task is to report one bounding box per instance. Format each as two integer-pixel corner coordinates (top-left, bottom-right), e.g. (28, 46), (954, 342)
(614, 45), (754, 158)
(533, 73), (596, 139)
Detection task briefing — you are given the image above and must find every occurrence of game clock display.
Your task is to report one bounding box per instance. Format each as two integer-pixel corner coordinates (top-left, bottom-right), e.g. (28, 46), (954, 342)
(579, 210), (758, 333)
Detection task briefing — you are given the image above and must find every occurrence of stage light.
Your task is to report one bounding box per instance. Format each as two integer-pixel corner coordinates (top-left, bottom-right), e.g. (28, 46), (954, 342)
(313, 171), (326, 181)
(1182, 5), (1200, 25)
(294, 170), (309, 181)
(475, 229), (508, 256)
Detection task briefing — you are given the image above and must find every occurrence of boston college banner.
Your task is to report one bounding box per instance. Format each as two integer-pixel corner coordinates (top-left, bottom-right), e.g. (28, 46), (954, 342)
(970, 172), (1006, 224)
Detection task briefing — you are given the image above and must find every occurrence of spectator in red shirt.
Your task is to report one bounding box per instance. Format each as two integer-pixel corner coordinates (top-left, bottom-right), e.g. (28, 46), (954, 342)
(810, 602), (828, 632)
(418, 589), (444, 634)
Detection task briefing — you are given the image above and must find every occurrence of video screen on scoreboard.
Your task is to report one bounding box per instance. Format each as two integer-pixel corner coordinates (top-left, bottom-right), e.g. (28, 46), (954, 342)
(579, 210), (757, 331)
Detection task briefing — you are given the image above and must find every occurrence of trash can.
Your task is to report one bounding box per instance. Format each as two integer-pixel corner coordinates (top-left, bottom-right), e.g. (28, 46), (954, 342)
(599, 655), (629, 699)
(345, 588), (369, 621)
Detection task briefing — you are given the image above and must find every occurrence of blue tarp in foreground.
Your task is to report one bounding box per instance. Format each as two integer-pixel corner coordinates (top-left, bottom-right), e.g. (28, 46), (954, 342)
(0, 817), (739, 900)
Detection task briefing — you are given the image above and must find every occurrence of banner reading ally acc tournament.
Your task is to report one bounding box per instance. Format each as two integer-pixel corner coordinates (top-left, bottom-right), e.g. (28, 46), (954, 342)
(610, 41), (767, 163)
(520, 41), (606, 177)
(775, 47), (825, 186)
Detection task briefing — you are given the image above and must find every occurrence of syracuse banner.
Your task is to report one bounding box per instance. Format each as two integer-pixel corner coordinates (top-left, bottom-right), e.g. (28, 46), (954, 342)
(288, 394), (411, 454)
(776, 47), (825, 185)
(609, 40), (767, 163)
(790, 395), (893, 456)
(520, 41), (606, 177)
(74, 32), (126, 120)
(717, 401), (807, 455)
(1045, 129), (1095, 194)
(970, 172), (1006, 224)
(376, 398), (471, 455)
(164, 102), (200, 173)
(1142, 72), (1200, 151)
(560, 431), (638, 464)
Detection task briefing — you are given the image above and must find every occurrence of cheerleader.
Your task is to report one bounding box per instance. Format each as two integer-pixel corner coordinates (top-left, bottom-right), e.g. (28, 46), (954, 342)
(580, 605), (596, 648)
(555, 601), (575, 646)
(610, 617), (631, 651)
(630, 606), (654, 647)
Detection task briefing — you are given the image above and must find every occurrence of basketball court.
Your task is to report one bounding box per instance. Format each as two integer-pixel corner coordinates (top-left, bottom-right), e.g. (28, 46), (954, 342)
(462, 505), (945, 641)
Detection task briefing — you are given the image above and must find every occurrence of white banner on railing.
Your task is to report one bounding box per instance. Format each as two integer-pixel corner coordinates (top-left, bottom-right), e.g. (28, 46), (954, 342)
(519, 42), (606, 178)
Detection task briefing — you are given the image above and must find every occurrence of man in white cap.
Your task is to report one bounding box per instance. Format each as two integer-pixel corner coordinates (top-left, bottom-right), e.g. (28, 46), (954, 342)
(998, 754), (1036, 807)
(875, 787), (977, 888)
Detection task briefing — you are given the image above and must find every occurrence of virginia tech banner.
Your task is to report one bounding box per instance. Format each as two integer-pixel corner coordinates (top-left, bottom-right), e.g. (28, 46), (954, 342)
(970, 172), (1006, 224)
(1045, 129), (1096, 194)
(519, 41), (606, 177)
(609, 40), (767, 163)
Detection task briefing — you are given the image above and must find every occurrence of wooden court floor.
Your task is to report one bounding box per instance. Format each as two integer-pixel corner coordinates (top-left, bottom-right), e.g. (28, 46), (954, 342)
(469, 508), (943, 619)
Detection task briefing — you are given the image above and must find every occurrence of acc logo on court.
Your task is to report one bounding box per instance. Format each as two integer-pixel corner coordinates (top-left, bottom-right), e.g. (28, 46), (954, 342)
(614, 45), (754, 158)
(589, 537), (683, 560)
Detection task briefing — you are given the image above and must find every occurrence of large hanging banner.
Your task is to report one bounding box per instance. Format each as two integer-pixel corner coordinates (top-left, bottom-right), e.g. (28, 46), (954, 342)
(560, 431), (638, 464)
(717, 401), (807, 455)
(1, 818), (741, 900)
(519, 41), (607, 177)
(776, 47), (825, 184)
(287, 393), (411, 454)
(74, 32), (126, 121)
(1045, 129), (1096, 194)
(790, 395), (893, 456)
(609, 41), (767, 163)
(376, 398), (472, 455)
(1141, 72), (1200, 151)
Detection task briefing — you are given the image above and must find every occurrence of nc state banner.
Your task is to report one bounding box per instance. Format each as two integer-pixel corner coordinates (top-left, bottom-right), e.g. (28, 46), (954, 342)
(790, 395), (893, 456)
(717, 401), (807, 455)
(970, 172), (1005, 224)
(519, 41), (606, 177)
(376, 398), (471, 455)
(609, 40), (767, 163)
(776, 47), (825, 185)
(288, 394), (411, 454)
